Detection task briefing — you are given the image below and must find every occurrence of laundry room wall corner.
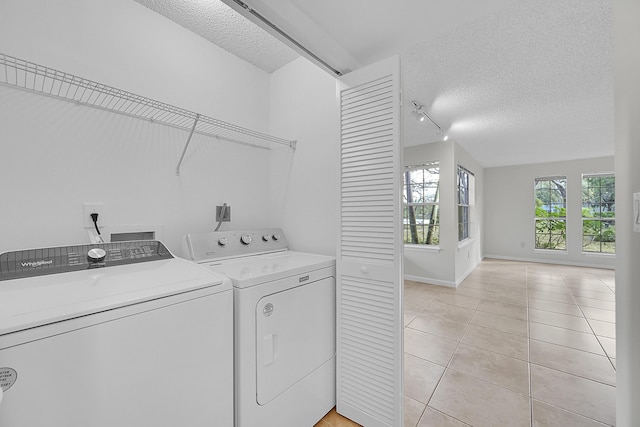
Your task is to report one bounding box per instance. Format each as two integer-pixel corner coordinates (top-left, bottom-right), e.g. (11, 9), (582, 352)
(269, 57), (340, 256)
(0, 0), (274, 255)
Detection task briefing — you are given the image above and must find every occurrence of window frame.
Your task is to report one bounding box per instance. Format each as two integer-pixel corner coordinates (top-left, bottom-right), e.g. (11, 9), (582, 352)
(581, 172), (615, 254)
(534, 175), (568, 251)
(457, 165), (473, 242)
(402, 162), (440, 247)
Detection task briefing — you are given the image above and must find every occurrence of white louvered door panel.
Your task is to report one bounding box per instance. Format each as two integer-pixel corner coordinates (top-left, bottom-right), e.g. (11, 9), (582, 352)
(336, 56), (403, 427)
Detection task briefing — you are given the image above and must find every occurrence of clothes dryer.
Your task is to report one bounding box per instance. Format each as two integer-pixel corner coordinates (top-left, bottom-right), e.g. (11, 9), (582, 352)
(184, 228), (336, 427)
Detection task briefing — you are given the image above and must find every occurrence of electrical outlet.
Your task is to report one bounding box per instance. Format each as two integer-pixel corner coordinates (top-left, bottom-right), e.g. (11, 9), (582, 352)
(83, 203), (105, 229)
(216, 205), (231, 222)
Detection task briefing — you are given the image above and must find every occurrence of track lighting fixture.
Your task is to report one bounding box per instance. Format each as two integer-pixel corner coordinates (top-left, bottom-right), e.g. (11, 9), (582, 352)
(411, 101), (448, 140)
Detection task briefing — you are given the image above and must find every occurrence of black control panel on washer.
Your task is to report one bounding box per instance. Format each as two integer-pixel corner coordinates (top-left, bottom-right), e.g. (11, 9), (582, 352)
(0, 241), (173, 281)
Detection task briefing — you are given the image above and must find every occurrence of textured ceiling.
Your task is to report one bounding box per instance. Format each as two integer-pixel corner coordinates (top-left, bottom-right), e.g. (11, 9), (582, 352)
(133, 0), (298, 72)
(135, 0), (614, 168)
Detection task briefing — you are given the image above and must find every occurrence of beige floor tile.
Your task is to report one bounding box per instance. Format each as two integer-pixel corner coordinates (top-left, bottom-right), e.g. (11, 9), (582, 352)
(532, 400), (609, 426)
(418, 407), (470, 426)
(611, 358), (616, 369)
(404, 396), (426, 427)
(598, 336), (616, 358)
(457, 280), (488, 290)
(486, 283), (527, 296)
(404, 353), (446, 403)
(424, 301), (476, 324)
(404, 328), (458, 367)
(434, 293), (481, 309)
(526, 274), (565, 286)
(482, 290), (528, 306)
(408, 312), (468, 341)
(581, 306), (616, 323)
(528, 308), (592, 333)
(528, 298), (583, 316)
(405, 308), (420, 326)
(531, 364), (616, 426)
(452, 287), (488, 300)
(429, 369), (530, 427)
(588, 319), (616, 339)
(527, 283), (572, 294)
(565, 281), (614, 293)
(470, 310), (528, 336)
(476, 299), (527, 320)
(449, 344), (530, 394)
(529, 322), (605, 355)
(573, 296), (616, 311)
(461, 324), (529, 360)
(527, 289), (576, 304)
(568, 288), (615, 301)
(530, 340), (616, 386)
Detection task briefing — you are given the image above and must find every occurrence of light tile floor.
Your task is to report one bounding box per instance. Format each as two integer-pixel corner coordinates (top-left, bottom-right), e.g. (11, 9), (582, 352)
(317, 259), (616, 427)
(405, 259), (615, 427)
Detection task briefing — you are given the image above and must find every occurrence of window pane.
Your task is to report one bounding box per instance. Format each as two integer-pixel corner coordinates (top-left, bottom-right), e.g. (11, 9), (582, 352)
(581, 174), (615, 254)
(535, 177), (567, 249)
(403, 164), (440, 245)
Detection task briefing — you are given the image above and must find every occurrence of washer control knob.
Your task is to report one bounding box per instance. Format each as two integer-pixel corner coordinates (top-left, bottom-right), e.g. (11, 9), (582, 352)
(218, 237), (228, 246)
(240, 234), (253, 245)
(87, 248), (106, 263)
(272, 234), (281, 241)
(262, 234), (271, 242)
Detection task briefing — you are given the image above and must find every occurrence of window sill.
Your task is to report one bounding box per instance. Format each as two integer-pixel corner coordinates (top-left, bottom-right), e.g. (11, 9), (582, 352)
(582, 252), (616, 258)
(534, 249), (568, 255)
(404, 244), (441, 253)
(457, 238), (474, 249)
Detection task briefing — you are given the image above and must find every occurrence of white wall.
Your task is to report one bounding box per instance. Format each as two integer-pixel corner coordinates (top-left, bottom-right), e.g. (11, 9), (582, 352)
(484, 157), (616, 269)
(403, 142), (455, 285)
(0, 0), (273, 255)
(613, 0), (640, 423)
(454, 143), (484, 283)
(268, 58), (340, 255)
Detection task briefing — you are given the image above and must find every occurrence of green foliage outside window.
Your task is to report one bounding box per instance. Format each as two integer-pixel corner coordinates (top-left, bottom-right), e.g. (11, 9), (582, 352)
(535, 177), (567, 250)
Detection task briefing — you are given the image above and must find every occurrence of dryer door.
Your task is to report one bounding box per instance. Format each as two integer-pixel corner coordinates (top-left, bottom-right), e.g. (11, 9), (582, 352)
(256, 276), (335, 405)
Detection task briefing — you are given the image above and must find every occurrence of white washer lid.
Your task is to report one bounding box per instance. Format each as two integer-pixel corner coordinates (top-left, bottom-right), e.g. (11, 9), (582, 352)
(0, 257), (229, 335)
(201, 251), (335, 288)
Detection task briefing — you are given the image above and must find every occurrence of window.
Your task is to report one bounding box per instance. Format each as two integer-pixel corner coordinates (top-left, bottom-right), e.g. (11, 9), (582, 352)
(403, 163), (439, 245)
(457, 165), (473, 241)
(535, 176), (567, 250)
(582, 173), (615, 253)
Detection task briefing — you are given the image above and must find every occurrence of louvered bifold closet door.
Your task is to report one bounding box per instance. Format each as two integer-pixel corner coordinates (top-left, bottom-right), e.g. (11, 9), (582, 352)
(336, 56), (403, 427)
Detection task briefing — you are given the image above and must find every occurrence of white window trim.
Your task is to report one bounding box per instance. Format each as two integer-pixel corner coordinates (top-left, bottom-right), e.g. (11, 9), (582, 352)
(403, 162), (440, 247)
(404, 244), (441, 253)
(457, 238), (474, 250)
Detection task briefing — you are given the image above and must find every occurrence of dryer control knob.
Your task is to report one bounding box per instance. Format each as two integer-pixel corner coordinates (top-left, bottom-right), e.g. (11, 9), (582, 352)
(272, 234), (281, 241)
(240, 234), (253, 245)
(262, 234), (271, 242)
(218, 237), (228, 246)
(87, 248), (106, 263)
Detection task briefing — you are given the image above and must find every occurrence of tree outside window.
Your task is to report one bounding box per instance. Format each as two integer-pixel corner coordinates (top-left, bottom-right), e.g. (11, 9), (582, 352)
(582, 174), (615, 254)
(535, 176), (567, 250)
(403, 163), (439, 245)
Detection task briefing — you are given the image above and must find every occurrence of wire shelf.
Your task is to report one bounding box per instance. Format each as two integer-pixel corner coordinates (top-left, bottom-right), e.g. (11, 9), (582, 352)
(0, 52), (296, 173)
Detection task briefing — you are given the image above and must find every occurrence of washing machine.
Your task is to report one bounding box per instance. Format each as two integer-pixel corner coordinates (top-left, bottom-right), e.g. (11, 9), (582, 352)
(184, 228), (336, 427)
(0, 240), (233, 427)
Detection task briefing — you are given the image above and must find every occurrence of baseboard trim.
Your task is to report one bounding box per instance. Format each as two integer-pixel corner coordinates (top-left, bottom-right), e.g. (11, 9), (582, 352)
(403, 274), (457, 288)
(482, 254), (615, 270)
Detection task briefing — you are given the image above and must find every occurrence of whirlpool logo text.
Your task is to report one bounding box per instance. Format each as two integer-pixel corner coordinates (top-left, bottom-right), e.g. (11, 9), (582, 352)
(21, 260), (53, 268)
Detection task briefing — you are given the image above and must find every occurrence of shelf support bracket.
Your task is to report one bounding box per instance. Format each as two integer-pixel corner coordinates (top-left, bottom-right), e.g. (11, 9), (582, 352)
(176, 114), (200, 176)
